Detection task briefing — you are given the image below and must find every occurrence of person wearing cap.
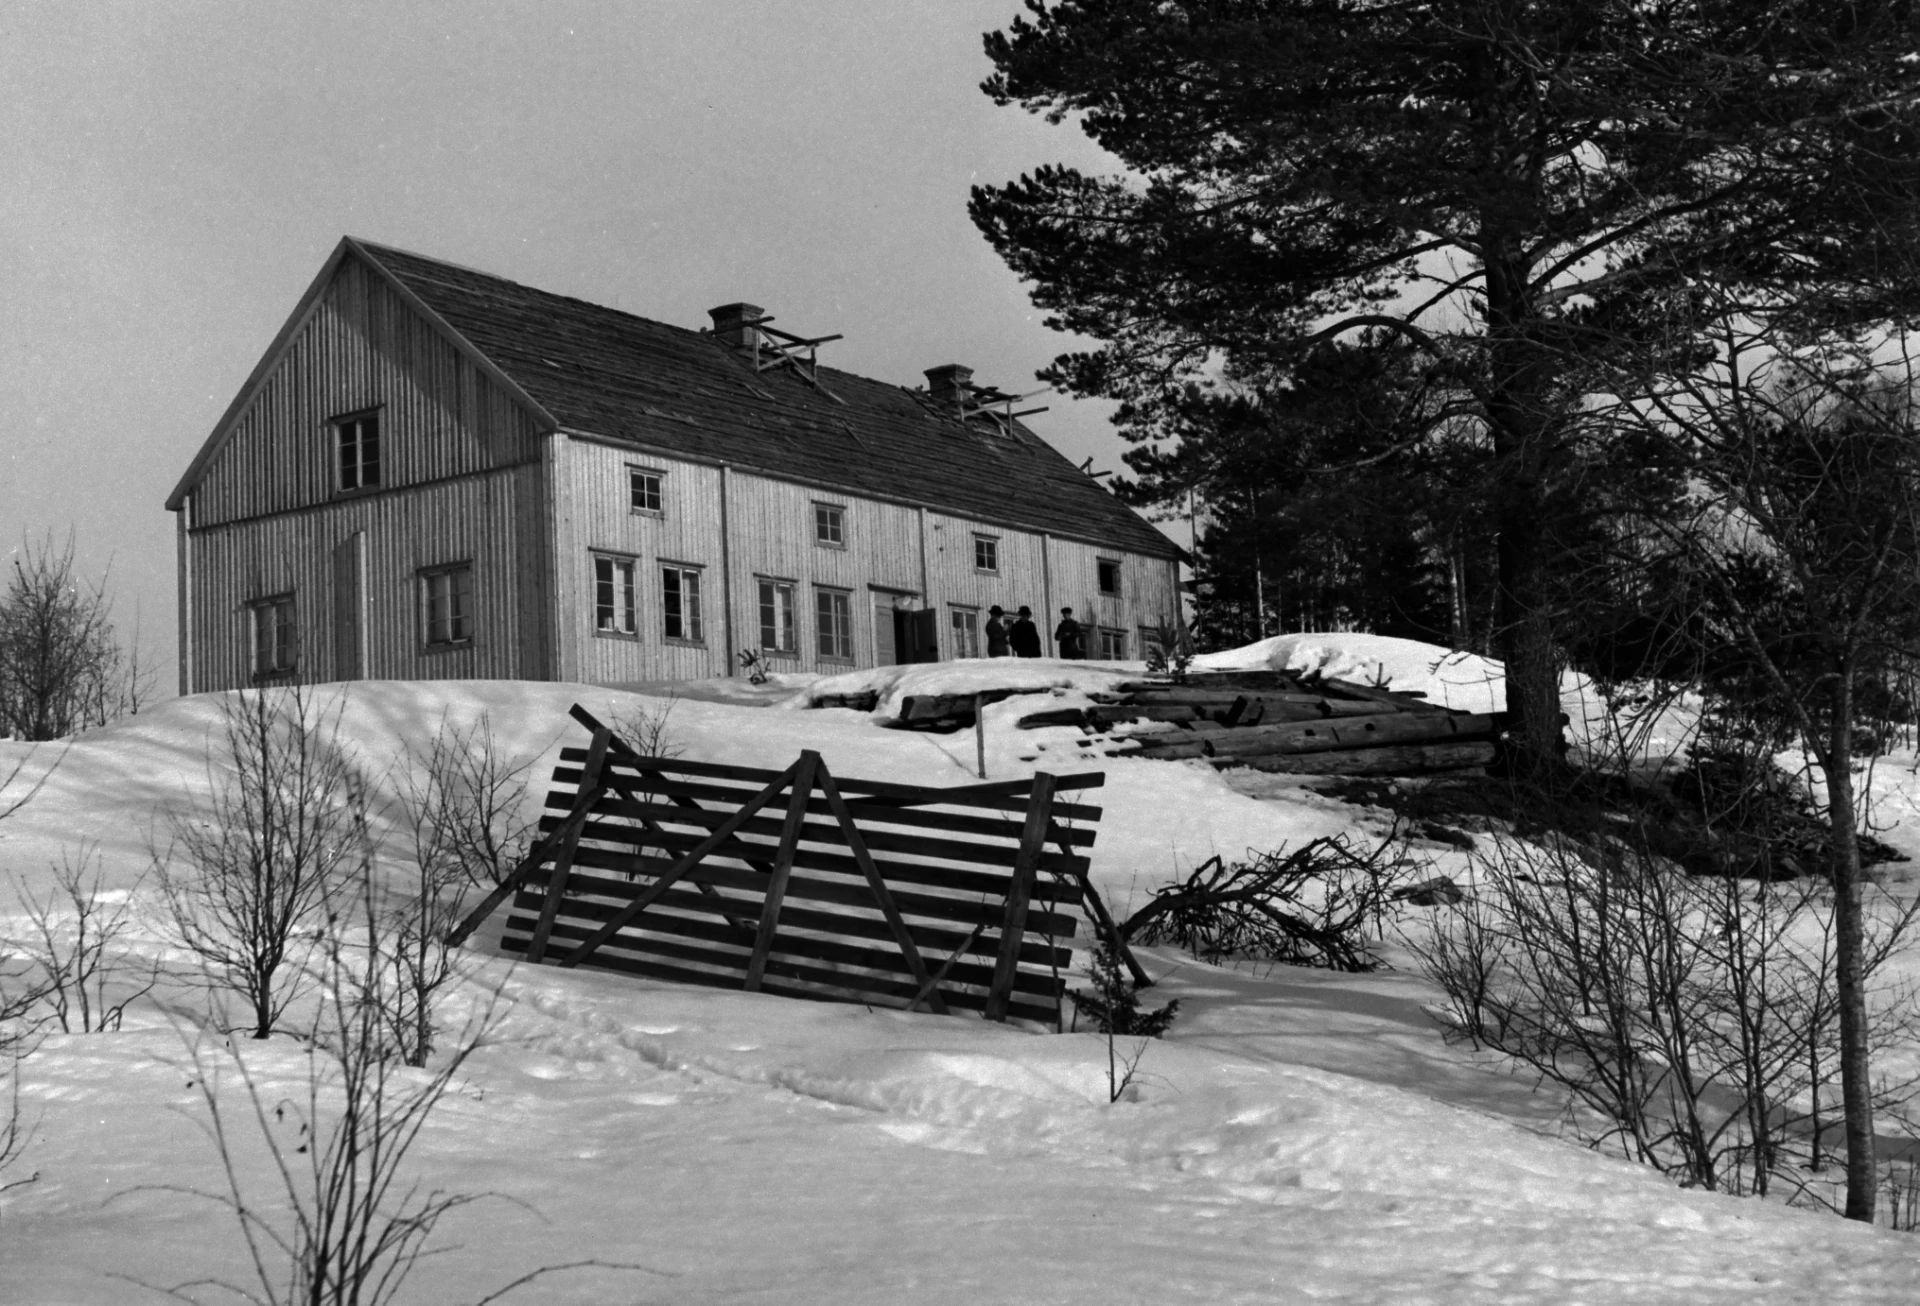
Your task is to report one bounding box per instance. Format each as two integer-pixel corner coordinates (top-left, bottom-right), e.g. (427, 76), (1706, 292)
(1009, 605), (1042, 658)
(985, 605), (1011, 657)
(1054, 607), (1085, 660)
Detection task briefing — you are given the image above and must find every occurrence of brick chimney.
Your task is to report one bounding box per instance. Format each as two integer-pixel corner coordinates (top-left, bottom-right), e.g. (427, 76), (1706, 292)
(708, 302), (765, 350)
(924, 364), (973, 410)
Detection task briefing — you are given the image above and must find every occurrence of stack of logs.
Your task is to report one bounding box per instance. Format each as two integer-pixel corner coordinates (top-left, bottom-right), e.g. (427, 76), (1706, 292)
(1018, 670), (1507, 776)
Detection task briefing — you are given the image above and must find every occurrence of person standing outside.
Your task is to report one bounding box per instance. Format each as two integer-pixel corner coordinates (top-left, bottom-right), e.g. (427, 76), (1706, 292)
(985, 605), (1011, 657)
(1054, 607), (1085, 660)
(1009, 606), (1042, 658)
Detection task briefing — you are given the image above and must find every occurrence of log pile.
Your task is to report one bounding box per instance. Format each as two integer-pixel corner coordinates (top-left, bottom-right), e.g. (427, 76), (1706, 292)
(1019, 670), (1508, 777)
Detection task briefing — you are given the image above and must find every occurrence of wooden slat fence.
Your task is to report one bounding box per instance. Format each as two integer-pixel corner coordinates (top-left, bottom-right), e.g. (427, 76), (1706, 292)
(449, 705), (1123, 1027)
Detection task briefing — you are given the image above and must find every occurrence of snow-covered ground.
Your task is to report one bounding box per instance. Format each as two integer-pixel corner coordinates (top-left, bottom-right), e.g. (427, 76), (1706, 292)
(5, 642), (1920, 1302)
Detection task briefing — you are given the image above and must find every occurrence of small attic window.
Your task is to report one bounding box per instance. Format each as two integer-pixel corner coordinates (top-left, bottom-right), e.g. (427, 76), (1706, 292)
(335, 410), (381, 492)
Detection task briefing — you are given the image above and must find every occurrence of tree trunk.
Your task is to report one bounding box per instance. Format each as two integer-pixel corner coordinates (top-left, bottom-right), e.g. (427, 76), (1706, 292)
(1825, 676), (1877, 1222)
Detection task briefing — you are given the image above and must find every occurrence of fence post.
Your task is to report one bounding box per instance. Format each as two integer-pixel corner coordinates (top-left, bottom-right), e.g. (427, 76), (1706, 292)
(985, 771), (1057, 1022)
(526, 727), (611, 964)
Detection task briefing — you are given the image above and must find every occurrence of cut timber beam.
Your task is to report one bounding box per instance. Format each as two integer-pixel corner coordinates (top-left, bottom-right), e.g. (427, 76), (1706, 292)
(1119, 711), (1503, 761)
(1217, 741), (1497, 776)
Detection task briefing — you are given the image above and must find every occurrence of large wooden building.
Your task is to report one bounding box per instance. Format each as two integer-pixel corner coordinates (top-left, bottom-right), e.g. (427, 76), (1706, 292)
(166, 238), (1184, 693)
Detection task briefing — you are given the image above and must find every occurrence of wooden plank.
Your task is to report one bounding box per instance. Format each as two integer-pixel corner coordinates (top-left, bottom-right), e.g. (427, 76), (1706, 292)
(550, 763), (1102, 843)
(525, 728), (610, 964)
(507, 874), (1074, 968)
(543, 791), (1094, 875)
(542, 806), (1093, 885)
(555, 758), (803, 969)
(1121, 710), (1503, 760)
(1315, 677), (1448, 713)
(1218, 740), (1497, 775)
(1203, 710), (1501, 758)
(816, 761), (947, 1014)
(985, 772), (1056, 1022)
(745, 753), (819, 991)
(506, 901), (1068, 996)
(533, 853), (1085, 937)
(502, 932), (1064, 1026)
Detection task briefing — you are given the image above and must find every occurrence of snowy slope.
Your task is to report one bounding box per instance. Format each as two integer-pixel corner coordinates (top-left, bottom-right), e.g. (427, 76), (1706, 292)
(3, 647), (1919, 1302)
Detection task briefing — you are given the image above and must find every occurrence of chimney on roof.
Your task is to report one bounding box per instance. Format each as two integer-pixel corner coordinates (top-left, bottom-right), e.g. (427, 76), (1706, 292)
(708, 302), (764, 350)
(924, 364), (973, 411)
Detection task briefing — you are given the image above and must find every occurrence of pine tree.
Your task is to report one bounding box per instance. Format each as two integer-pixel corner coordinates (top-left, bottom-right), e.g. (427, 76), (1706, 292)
(973, 0), (1920, 780)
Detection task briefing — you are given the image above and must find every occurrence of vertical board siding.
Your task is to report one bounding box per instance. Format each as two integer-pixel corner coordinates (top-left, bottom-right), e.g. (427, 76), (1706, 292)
(187, 466), (545, 691)
(189, 254), (543, 528)
(564, 440), (729, 683)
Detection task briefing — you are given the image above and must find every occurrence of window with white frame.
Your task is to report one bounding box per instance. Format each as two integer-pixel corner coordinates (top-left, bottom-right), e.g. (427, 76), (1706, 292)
(758, 578), (797, 654)
(1099, 627), (1126, 660)
(1097, 558), (1122, 596)
(974, 534), (999, 573)
(662, 563), (703, 642)
(251, 594), (297, 678)
(816, 588), (853, 661)
(335, 410), (380, 492)
(421, 563), (474, 647)
(949, 606), (981, 659)
(629, 467), (664, 514)
(814, 503), (846, 548)
(593, 554), (637, 636)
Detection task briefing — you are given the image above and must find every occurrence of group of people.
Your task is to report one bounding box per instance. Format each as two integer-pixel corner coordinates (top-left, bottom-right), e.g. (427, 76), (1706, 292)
(983, 604), (1093, 659)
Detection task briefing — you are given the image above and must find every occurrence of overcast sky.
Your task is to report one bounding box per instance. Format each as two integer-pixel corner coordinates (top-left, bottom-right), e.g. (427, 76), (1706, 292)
(2, 1), (1166, 693)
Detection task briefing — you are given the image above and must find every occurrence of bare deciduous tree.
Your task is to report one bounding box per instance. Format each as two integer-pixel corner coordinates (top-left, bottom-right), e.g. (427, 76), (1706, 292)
(1612, 312), (1920, 1220)
(0, 533), (151, 740)
(158, 688), (359, 1040)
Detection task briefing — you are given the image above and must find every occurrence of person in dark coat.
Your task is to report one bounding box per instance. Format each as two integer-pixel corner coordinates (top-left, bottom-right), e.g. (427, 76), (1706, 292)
(985, 605), (1011, 657)
(1009, 606), (1042, 658)
(1054, 607), (1085, 660)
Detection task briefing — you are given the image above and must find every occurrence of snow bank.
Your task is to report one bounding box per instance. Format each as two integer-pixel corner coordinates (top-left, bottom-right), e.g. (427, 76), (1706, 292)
(793, 657), (1139, 720)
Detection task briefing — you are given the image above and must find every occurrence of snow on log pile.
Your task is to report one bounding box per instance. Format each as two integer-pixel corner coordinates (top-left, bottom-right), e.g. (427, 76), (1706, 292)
(1023, 669), (1511, 776)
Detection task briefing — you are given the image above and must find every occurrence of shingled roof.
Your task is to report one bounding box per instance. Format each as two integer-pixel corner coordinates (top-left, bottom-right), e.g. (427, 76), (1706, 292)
(353, 240), (1180, 560)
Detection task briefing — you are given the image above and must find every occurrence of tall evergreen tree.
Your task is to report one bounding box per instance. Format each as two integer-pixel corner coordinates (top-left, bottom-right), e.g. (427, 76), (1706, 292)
(972, 0), (1920, 779)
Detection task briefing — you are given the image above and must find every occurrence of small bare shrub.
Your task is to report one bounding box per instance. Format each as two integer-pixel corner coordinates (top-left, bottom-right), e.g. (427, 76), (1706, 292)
(11, 846), (155, 1033)
(1408, 826), (1920, 1196)
(399, 712), (539, 894)
(158, 688), (359, 1040)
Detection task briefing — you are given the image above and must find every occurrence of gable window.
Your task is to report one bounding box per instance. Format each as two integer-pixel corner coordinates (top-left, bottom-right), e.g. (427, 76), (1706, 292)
(949, 606), (981, 659)
(974, 535), (998, 573)
(814, 503), (846, 548)
(1097, 558), (1122, 596)
(593, 554), (637, 636)
(421, 564), (474, 647)
(1098, 627), (1126, 661)
(816, 588), (853, 661)
(335, 411), (380, 492)
(662, 563), (703, 642)
(629, 467), (664, 514)
(758, 578), (797, 654)
(250, 594), (297, 679)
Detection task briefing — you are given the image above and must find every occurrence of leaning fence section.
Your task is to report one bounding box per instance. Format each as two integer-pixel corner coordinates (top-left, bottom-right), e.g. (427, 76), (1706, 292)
(453, 705), (1122, 1028)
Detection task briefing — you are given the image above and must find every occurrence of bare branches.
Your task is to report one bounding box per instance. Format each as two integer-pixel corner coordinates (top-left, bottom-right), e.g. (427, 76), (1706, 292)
(157, 688), (359, 1040)
(0, 532), (147, 740)
(1123, 835), (1411, 972)
(9, 846), (156, 1034)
